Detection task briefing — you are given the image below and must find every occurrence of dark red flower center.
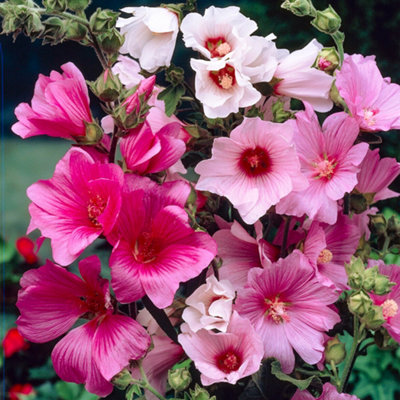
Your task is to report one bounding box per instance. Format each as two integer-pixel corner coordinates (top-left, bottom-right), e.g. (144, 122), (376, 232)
(216, 350), (241, 373)
(205, 36), (232, 57)
(209, 64), (236, 90)
(239, 147), (271, 176)
(133, 232), (162, 264)
(87, 195), (107, 227)
(80, 290), (107, 315)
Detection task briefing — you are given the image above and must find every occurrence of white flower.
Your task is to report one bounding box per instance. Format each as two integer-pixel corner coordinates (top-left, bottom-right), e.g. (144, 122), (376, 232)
(182, 275), (235, 333)
(191, 57), (261, 118)
(117, 6), (179, 73)
(273, 39), (334, 112)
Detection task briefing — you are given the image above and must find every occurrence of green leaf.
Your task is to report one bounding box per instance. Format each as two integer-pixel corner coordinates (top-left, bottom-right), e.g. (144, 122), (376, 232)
(55, 381), (81, 400)
(157, 84), (185, 116)
(171, 358), (192, 370)
(29, 359), (57, 380)
(35, 382), (56, 400)
(0, 236), (16, 263)
(271, 360), (319, 390)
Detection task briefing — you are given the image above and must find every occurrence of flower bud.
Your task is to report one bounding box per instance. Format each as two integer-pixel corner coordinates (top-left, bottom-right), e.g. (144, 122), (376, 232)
(67, 0), (90, 12)
(168, 368), (192, 392)
(324, 335), (346, 365)
(81, 121), (103, 144)
(349, 192), (368, 214)
(90, 69), (122, 102)
(369, 214), (387, 236)
(281, 0), (314, 17)
(65, 20), (87, 41)
(363, 266), (378, 292)
(43, 0), (67, 12)
(42, 16), (66, 44)
(111, 368), (133, 390)
(360, 304), (385, 330)
(311, 5), (341, 34)
(189, 384), (216, 400)
(89, 8), (119, 32)
(345, 257), (365, 289)
(316, 47), (340, 74)
(348, 291), (372, 316)
(387, 216), (400, 242)
(374, 274), (395, 296)
(98, 28), (124, 55)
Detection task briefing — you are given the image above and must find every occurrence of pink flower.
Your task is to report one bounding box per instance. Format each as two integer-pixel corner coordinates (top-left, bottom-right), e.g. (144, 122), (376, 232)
(117, 7), (179, 73)
(12, 62), (92, 140)
(178, 311), (264, 385)
(355, 148), (400, 202)
(123, 75), (155, 114)
(195, 117), (308, 224)
(368, 260), (400, 342)
(27, 148), (124, 266)
(335, 53), (400, 132)
(303, 213), (361, 291)
(235, 251), (340, 373)
(276, 105), (369, 224)
(182, 275), (235, 333)
(120, 121), (186, 175)
(16, 256), (150, 397)
(112, 55), (143, 89)
(292, 383), (359, 400)
(273, 40), (334, 112)
(109, 180), (217, 308)
(214, 220), (279, 290)
(131, 335), (184, 400)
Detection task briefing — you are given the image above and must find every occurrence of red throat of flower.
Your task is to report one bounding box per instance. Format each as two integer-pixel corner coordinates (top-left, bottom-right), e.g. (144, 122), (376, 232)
(133, 231), (161, 264)
(87, 195), (107, 228)
(216, 350), (242, 373)
(239, 147), (271, 176)
(80, 289), (108, 316)
(264, 295), (290, 324)
(205, 37), (232, 57)
(313, 154), (337, 180)
(209, 64), (236, 90)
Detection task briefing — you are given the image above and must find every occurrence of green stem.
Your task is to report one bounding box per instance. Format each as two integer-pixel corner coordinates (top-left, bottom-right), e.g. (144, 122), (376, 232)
(108, 125), (119, 163)
(339, 316), (361, 392)
(330, 360), (339, 386)
(332, 31), (345, 65)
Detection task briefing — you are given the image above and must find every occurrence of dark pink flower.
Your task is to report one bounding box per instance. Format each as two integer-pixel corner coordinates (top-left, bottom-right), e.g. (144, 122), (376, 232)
(178, 311), (264, 385)
(16, 256), (150, 397)
(276, 105), (368, 224)
(123, 75), (156, 114)
(27, 148), (124, 266)
(12, 62), (92, 140)
(109, 180), (217, 308)
(235, 251), (340, 373)
(120, 121), (186, 175)
(336, 54), (400, 132)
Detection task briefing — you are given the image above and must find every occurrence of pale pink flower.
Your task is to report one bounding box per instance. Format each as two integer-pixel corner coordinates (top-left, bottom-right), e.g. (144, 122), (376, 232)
(17, 256), (150, 397)
(109, 181), (217, 308)
(131, 335), (184, 400)
(180, 6), (257, 60)
(120, 121), (185, 175)
(292, 383), (359, 400)
(303, 213), (361, 291)
(182, 275), (235, 333)
(368, 260), (400, 342)
(214, 220), (279, 290)
(117, 7), (179, 73)
(112, 55), (143, 89)
(335, 53), (400, 132)
(27, 148), (124, 266)
(235, 251), (340, 373)
(273, 40), (334, 112)
(355, 148), (400, 202)
(190, 57), (261, 118)
(12, 62), (93, 140)
(276, 105), (369, 225)
(195, 117), (308, 224)
(178, 311), (264, 385)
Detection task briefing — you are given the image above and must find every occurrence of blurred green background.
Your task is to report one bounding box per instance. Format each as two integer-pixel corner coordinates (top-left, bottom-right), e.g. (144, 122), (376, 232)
(1, 1), (400, 399)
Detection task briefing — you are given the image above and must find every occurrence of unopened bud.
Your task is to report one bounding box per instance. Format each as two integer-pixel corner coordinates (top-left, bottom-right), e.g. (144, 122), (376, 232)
(281, 0), (314, 17)
(345, 257), (365, 289)
(111, 368), (134, 390)
(363, 266), (378, 292)
(42, 16), (66, 44)
(349, 192), (368, 214)
(43, 0), (67, 12)
(374, 274), (395, 296)
(168, 368), (192, 392)
(348, 291), (372, 316)
(65, 20), (87, 41)
(324, 336), (346, 365)
(90, 69), (122, 102)
(98, 28), (124, 55)
(360, 304), (385, 330)
(311, 5), (341, 34)
(369, 214), (387, 236)
(82, 121), (103, 144)
(189, 384), (216, 400)
(67, 0), (90, 12)
(316, 47), (339, 74)
(89, 8), (119, 32)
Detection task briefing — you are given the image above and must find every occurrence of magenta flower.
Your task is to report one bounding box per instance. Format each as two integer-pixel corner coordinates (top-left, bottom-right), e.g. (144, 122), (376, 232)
(109, 180), (217, 308)
(178, 311), (264, 385)
(336, 53), (400, 132)
(120, 121), (186, 175)
(303, 213), (361, 291)
(27, 148), (124, 266)
(276, 105), (369, 224)
(368, 260), (400, 342)
(12, 62), (93, 140)
(214, 220), (279, 290)
(195, 117), (308, 224)
(123, 75), (155, 114)
(235, 251), (340, 373)
(355, 148), (400, 202)
(16, 256), (150, 397)
(292, 382), (359, 400)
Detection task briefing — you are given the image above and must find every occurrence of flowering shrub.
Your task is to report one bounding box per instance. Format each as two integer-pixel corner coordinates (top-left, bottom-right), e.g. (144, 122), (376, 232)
(2, 0), (400, 399)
